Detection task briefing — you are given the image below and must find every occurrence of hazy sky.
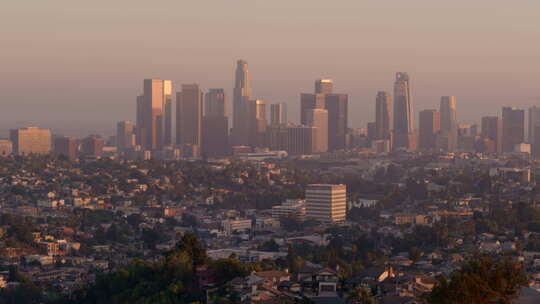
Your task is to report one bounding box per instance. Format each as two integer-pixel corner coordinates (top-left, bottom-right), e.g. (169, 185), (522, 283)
(1, 0), (540, 137)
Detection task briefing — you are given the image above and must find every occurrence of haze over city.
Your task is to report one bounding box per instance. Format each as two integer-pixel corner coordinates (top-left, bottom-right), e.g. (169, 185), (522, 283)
(2, 0), (540, 136)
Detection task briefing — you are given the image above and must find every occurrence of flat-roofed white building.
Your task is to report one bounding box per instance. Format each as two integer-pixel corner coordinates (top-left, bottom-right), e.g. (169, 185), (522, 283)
(306, 184), (347, 223)
(272, 199), (306, 220)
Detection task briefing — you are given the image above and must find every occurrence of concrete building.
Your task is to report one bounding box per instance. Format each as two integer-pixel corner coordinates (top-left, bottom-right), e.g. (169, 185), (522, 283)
(375, 91), (392, 142)
(270, 103), (287, 126)
(163, 80), (173, 146)
(502, 107), (525, 153)
(222, 218), (252, 235)
(392, 72), (416, 151)
(203, 89), (229, 157)
(287, 125), (316, 155)
(271, 199), (306, 220)
(305, 184), (347, 223)
(481, 116), (502, 153)
(54, 136), (78, 159)
(315, 79), (333, 94)
(528, 106), (540, 145)
(418, 109), (440, 151)
(10, 127), (51, 155)
(142, 79), (165, 150)
(439, 96), (458, 152)
(0, 139), (13, 156)
(176, 84), (203, 147)
(325, 93), (348, 151)
(232, 60), (252, 146)
(81, 135), (104, 157)
(300, 93), (326, 125)
(116, 120), (135, 151)
(248, 99), (267, 148)
(304, 108), (328, 153)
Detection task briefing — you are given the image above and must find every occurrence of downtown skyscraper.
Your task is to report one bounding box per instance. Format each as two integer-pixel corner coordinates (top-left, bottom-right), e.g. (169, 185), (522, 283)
(392, 72), (416, 151)
(418, 109), (440, 151)
(375, 91), (392, 141)
(439, 96), (458, 152)
(203, 89), (229, 157)
(232, 60), (252, 146)
(502, 107), (525, 153)
(140, 79), (171, 150)
(270, 103), (287, 126)
(176, 84), (203, 147)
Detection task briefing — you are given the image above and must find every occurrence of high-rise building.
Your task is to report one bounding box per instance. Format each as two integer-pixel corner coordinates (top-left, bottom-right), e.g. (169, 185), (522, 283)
(418, 110), (440, 151)
(270, 103), (287, 126)
(300, 93), (325, 125)
(367, 122), (377, 145)
(375, 91), (392, 141)
(0, 139), (13, 156)
(502, 107), (525, 152)
(528, 106), (540, 144)
(54, 136), (77, 159)
(81, 135), (104, 157)
(533, 125), (540, 158)
(481, 116), (502, 153)
(315, 79), (333, 94)
(305, 184), (347, 223)
(117, 120), (135, 151)
(176, 84), (203, 147)
(392, 72), (416, 151)
(247, 99), (267, 148)
(325, 93), (348, 151)
(205, 88), (226, 117)
(142, 79), (164, 150)
(268, 124), (289, 151)
(287, 125), (316, 155)
(203, 89), (229, 157)
(163, 80), (173, 146)
(305, 108), (328, 153)
(10, 127), (51, 155)
(439, 96), (458, 152)
(232, 60), (252, 146)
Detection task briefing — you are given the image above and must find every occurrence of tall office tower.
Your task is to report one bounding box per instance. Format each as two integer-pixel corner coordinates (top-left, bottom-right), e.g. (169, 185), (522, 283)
(232, 60), (252, 146)
(270, 103), (288, 126)
(305, 184), (347, 223)
(375, 91), (392, 141)
(392, 72), (416, 151)
(533, 125), (540, 158)
(163, 80), (173, 146)
(325, 93), (348, 151)
(315, 79), (333, 94)
(439, 96), (458, 152)
(117, 120), (135, 151)
(481, 116), (502, 153)
(287, 125), (316, 155)
(528, 106), (540, 144)
(418, 110), (440, 151)
(81, 135), (104, 157)
(177, 84), (203, 147)
(502, 107), (525, 152)
(203, 89), (229, 157)
(305, 108), (329, 153)
(367, 122), (376, 145)
(247, 99), (268, 147)
(300, 93), (326, 125)
(142, 79), (164, 150)
(54, 136), (77, 159)
(268, 124), (289, 151)
(0, 139), (13, 156)
(10, 127), (51, 155)
(135, 95), (145, 146)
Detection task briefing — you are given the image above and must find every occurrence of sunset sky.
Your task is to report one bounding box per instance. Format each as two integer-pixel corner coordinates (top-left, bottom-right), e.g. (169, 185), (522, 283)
(1, 0), (540, 136)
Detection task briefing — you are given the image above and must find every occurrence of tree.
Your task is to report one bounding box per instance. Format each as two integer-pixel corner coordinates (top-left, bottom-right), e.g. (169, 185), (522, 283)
(428, 255), (528, 304)
(347, 287), (377, 304)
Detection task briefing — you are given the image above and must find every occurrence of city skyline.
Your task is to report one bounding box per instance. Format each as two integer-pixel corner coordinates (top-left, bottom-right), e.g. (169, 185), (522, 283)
(2, 1), (540, 136)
